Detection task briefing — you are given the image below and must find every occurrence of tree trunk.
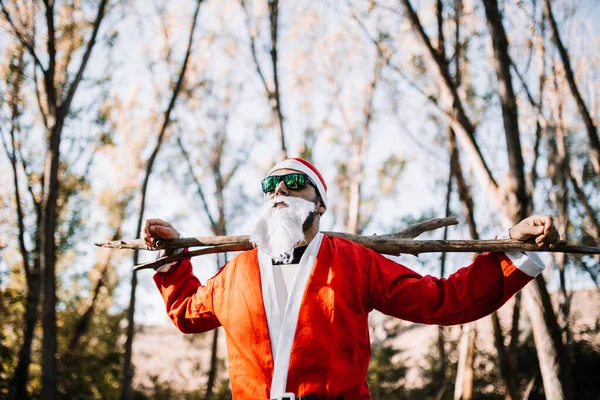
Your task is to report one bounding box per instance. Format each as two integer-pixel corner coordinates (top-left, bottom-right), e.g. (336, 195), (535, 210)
(2, 47), (42, 400)
(41, 120), (63, 400)
(551, 65), (572, 345)
(482, 1), (572, 398)
(9, 271), (41, 400)
(522, 283), (564, 400)
(436, 158), (452, 394)
(454, 323), (475, 400)
(482, 0), (528, 220)
(448, 129), (478, 398)
(205, 326), (220, 400)
(36, 0), (109, 396)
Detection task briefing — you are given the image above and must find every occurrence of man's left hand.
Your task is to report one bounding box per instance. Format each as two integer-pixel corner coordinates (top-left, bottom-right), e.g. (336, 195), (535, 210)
(508, 215), (561, 248)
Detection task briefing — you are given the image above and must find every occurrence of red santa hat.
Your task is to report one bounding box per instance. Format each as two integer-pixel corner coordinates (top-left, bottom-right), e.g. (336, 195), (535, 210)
(268, 158), (328, 207)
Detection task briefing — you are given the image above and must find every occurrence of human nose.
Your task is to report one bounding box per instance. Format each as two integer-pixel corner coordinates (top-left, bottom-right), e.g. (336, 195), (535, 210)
(274, 179), (289, 196)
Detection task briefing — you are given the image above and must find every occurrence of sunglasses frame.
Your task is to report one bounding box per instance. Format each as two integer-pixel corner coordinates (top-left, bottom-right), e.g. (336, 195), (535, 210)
(261, 173), (313, 193)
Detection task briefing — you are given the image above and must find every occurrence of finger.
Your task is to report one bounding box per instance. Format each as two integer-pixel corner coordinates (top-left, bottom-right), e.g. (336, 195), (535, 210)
(150, 225), (176, 239)
(144, 236), (156, 249)
(143, 224), (151, 240)
(535, 235), (546, 246)
(146, 219), (171, 227)
(548, 230), (560, 246)
(145, 219), (171, 237)
(542, 216), (553, 235)
(525, 225), (545, 237)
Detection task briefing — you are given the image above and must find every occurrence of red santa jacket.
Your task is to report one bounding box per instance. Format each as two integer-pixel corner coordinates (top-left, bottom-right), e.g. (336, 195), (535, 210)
(154, 233), (543, 400)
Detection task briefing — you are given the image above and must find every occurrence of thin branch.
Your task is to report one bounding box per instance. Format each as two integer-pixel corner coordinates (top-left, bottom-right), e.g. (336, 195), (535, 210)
(240, 0), (270, 100)
(0, 48), (31, 279)
(0, 122), (31, 278)
(176, 135), (218, 232)
(59, 0), (109, 116)
(43, 0), (57, 115)
(398, 0), (500, 200)
(0, 0), (46, 72)
(544, 0), (600, 174)
(267, 0), (286, 159)
(569, 165), (600, 243)
(57, 0), (80, 100)
(239, 0), (286, 158)
(33, 64), (49, 129)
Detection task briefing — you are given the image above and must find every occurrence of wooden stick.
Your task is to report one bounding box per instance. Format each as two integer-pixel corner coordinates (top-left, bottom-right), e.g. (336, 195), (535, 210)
(133, 244), (254, 271)
(133, 240), (600, 271)
(93, 216), (600, 271)
(94, 217), (460, 250)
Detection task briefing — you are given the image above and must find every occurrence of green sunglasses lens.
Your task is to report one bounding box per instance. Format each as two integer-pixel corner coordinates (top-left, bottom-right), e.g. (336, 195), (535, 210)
(283, 173), (306, 189)
(261, 173), (308, 193)
(261, 176), (280, 193)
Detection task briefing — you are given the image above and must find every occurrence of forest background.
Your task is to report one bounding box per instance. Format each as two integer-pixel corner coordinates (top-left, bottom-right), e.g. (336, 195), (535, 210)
(0, 0), (599, 399)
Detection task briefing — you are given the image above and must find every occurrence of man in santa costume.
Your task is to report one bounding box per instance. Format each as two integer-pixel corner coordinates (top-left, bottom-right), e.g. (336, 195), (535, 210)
(144, 157), (559, 400)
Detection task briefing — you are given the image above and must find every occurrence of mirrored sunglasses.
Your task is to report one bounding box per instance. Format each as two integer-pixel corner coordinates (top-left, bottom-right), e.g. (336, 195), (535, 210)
(261, 173), (312, 193)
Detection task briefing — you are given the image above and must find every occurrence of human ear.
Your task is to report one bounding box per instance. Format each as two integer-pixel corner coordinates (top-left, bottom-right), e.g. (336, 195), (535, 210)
(316, 198), (327, 215)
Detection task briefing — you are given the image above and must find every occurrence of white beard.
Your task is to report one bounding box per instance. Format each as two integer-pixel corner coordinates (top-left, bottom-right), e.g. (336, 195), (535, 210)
(250, 196), (317, 264)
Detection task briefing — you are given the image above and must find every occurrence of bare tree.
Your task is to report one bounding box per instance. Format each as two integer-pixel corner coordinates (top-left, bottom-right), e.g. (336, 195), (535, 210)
(544, 0), (600, 175)
(240, 0), (287, 159)
(0, 1), (110, 398)
(483, 1), (571, 398)
(0, 44), (43, 400)
(396, 0), (573, 397)
(120, 1), (204, 398)
(344, 53), (387, 235)
(175, 79), (250, 398)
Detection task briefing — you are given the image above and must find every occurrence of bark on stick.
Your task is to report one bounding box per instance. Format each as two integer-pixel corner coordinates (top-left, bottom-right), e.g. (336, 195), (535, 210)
(93, 217), (600, 271)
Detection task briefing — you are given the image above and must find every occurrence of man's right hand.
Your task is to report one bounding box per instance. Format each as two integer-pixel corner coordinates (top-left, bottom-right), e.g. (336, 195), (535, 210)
(143, 219), (180, 249)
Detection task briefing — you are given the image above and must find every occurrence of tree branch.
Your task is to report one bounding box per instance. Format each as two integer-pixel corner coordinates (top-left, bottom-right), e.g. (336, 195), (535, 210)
(43, 0), (57, 115)
(176, 135), (218, 232)
(0, 0), (46, 72)
(239, 0), (286, 159)
(544, 0), (600, 174)
(59, 0), (109, 116)
(0, 120), (31, 279)
(267, 0), (286, 159)
(398, 0), (501, 203)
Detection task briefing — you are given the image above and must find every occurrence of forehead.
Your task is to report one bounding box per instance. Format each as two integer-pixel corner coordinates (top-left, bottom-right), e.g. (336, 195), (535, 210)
(268, 168), (301, 176)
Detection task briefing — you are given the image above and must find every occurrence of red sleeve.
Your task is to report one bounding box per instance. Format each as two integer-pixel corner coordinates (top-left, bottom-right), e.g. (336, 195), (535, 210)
(153, 252), (222, 334)
(368, 251), (532, 325)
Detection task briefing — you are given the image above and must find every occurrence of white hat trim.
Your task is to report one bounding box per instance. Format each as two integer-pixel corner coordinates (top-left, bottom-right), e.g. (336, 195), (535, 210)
(269, 159), (327, 206)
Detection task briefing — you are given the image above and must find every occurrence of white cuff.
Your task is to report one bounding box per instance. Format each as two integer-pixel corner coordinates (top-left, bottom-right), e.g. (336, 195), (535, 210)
(155, 248), (184, 273)
(496, 230), (545, 277)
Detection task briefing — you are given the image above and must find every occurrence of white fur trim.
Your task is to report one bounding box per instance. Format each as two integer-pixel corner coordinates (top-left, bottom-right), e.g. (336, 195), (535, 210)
(496, 230), (546, 277)
(259, 232), (324, 398)
(269, 160), (327, 206)
(259, 250), (284, 360)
